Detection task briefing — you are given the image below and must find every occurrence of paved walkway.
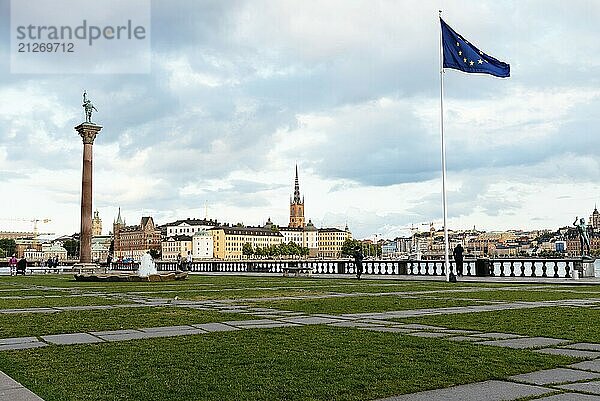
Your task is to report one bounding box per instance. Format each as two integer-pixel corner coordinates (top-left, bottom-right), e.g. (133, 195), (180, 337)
(3, 281), (600, 400)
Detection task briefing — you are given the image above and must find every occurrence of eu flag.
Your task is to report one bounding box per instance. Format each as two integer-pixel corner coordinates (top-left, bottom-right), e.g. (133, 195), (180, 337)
(441, 18), (510, 78)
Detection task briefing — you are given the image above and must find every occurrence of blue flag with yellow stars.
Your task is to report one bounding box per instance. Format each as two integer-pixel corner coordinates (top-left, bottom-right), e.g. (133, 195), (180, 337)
(441, 18), (510, 78)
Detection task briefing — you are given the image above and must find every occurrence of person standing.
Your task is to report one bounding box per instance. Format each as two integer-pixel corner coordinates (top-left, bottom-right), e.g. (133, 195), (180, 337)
(16, 257), (27, 275)
(9, 255), (17, 276)
(453, 244), (464, 276)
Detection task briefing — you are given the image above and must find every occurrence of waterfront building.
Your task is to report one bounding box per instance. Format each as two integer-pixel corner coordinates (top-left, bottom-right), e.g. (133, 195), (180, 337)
(113, 212), (161, 261)
(165, 218), (218, 238)
(317, 226), (352, 258)
(192, 230), (214, 259)
(161, 235), (193, 261)
(210, 225), (283, 260)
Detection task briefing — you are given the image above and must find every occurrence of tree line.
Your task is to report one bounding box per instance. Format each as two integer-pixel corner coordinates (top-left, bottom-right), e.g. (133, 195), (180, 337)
(242, 242), (310, 258)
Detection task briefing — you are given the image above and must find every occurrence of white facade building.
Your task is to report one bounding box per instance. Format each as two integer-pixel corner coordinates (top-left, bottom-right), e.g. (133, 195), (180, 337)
(192, 230), (214, 260)
(165, 218), (218, 238)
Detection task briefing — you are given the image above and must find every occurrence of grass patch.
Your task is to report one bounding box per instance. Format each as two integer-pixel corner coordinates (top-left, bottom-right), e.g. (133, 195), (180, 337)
(429, 289), (600, 302)
(403, 306), (600, 342)
(0, 296), (127, 309)
(0, 307), (257, 338)
(247, 295), (486, 314)
(0, 326), (575, 401)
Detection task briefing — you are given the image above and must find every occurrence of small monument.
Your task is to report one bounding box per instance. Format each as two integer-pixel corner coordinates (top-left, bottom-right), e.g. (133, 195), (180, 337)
(573, 216), (596, 278)
(74, 91), (102, 272)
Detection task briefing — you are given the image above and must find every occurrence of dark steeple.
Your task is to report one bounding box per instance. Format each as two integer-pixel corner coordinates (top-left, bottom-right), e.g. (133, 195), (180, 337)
(292, 164), (301, 204)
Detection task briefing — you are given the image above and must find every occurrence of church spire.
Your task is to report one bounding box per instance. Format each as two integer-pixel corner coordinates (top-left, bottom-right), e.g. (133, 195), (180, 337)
(289, 165), (305, 228)
(293, 164), (301, 204)
(115, 207), (123, 225)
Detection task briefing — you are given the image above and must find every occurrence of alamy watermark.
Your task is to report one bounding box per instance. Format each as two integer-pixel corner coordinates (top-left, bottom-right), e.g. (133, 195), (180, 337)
(11, 0), (151, 74)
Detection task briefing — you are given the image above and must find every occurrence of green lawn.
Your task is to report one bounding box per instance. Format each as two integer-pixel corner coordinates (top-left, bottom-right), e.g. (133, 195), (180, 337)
(404, 306), (600, 342)
(246, 295), (487, 314)
(0, 296), (127, 309)
(0, 306), (257, 338)
(426, 289), (600, 302)
(0, 326), (575, 401)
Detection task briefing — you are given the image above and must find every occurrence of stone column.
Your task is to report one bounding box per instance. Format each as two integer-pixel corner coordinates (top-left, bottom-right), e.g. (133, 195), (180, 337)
(75, 123), (102, 264)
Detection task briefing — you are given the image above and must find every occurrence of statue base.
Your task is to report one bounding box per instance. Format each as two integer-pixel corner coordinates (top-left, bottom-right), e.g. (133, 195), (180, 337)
(581, 257), (597, 278)
(73, 263), (104, 275)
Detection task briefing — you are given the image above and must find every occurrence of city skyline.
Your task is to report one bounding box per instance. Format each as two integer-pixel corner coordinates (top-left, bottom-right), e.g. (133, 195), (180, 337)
(1, 1), (599, 239)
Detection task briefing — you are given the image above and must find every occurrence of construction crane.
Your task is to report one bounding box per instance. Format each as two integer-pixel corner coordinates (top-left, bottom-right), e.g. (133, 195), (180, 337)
(420, 222), (436, 251)
(0, 218), (52, 246)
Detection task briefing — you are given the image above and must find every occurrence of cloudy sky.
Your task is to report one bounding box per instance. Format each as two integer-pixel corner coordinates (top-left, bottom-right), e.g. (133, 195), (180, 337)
(0, 0), (599, 240)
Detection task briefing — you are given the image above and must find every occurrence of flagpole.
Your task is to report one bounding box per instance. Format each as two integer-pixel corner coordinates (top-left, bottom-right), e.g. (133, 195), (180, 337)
(439, 10), (451, 282)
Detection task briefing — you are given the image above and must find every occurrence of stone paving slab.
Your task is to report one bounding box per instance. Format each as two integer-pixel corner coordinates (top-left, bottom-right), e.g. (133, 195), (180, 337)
(136, 329), (207, 339)
(0, 337), (38, 346)
(398, 324), (447, 331)
(312, 313), (357, 321)
(534, 348), (600, 359)
(509, 368), (600, 385)
(565, 343), (600, 352)
(0, 308), (58, 314)
(224, 319), (278, 326)
(471, 332), (524, 340)
(234, 322), (300, 329)
(328, 321), (380, 328)
(42, 333), (104, 345)
(94, 331), (147, 342)
(192, 323), (239, 332)
(360, 326), (415, 333)
(140, 325), (197, 333)
(0, 371), (21, 391)
(376, 379), (553, 401)
(557, 381), (600, 395)
(0, 342), (48, 352)
(569, 360), (600, 372)
(280, 316), (344, 325)
(55, 305), (113, 311)
(480, 337), (570, 349)
(536, 393), (600, 400)
(0, 386), (45, 401)
(438, 329), (482, 335)
(445, 336), (488, 342)
(407, 331), (454, 339)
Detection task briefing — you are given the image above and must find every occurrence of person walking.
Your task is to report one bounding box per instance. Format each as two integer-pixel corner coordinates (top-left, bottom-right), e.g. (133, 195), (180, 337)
(453, 243), (464, 276)
(353, 246), (364, 280)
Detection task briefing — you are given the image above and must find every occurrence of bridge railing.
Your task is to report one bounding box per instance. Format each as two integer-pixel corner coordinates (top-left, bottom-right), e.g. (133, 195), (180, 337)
(108, 258), (592, 279)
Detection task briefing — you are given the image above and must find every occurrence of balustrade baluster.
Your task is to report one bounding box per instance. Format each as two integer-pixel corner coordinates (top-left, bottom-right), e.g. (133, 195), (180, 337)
(530, 261), (536, 277)
(553, 261), (559, 278)
(541, 261), (547, 277)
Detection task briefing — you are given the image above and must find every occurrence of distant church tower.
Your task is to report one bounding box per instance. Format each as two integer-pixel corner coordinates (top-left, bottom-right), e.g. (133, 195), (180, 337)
(289, 165), (305, 228)
(590, 205), (600, 231)
(113, 207), (125, 235)
(92, 210), (102, 236)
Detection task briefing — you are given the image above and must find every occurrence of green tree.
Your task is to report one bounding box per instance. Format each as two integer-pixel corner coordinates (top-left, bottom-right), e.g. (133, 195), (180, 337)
(300, 246), (309, 258)
(242, 242), (254, 258)
(63, 239), (80, 258)
(341, 238), (361, 257)
(0, 239), (16, 257)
